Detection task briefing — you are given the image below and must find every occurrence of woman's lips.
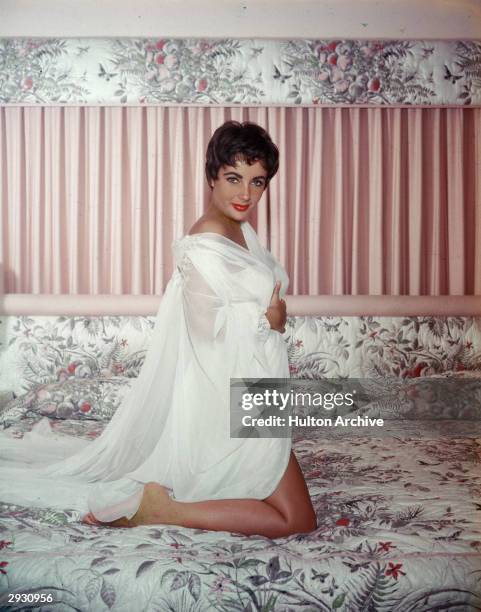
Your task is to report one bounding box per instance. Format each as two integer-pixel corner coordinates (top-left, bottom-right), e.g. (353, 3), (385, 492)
(232, 203), (250, 212)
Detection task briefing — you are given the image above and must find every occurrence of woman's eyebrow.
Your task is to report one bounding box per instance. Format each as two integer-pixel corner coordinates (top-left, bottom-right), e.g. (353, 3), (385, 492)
(223, 171), (266, 181)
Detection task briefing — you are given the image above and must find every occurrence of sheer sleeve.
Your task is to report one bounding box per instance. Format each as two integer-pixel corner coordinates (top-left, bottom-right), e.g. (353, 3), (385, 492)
(177, 240), (285, 381)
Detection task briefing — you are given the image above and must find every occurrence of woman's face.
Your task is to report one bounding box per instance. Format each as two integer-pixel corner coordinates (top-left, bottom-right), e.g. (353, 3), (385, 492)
(208, 158), (268, 222)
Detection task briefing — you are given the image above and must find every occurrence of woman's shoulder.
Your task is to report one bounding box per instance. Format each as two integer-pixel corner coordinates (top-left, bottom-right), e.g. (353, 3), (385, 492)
(174, 219), (230, 263)
(188, 218), (229, 237)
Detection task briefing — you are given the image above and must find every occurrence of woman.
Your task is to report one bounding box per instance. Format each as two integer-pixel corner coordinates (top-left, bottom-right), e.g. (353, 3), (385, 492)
(0, 121), (316, 538)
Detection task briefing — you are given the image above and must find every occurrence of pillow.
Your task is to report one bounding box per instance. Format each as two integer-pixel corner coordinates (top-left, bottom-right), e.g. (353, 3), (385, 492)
(0, 377), (133, 428)
(357, 371), (481, 421)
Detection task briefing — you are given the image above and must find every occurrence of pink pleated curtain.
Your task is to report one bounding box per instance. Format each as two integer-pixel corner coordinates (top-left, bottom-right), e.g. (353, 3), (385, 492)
(0, 105), (480, 295)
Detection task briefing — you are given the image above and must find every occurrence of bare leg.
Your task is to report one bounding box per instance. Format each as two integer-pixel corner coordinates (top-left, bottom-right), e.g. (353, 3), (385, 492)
(82, 451), (317, 538)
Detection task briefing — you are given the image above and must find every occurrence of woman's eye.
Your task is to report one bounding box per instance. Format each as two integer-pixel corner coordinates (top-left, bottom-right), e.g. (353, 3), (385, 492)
(226, 177), (264, 187)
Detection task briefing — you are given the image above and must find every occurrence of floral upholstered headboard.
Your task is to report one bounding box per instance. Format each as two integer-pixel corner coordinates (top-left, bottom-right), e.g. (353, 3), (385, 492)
(1, 295), (480, 411)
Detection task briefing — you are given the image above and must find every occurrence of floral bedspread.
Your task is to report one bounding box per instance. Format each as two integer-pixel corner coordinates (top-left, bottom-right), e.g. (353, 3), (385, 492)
(1, 417), (481, 611)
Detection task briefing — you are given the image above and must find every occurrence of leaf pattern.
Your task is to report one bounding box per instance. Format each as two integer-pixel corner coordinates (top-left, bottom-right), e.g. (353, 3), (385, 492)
(0, 38), (480, 105)
(1, 312), (481, 608)
(0, 427), (480, 609)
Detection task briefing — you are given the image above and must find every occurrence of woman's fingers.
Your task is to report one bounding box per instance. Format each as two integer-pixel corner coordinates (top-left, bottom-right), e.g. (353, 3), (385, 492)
(269, 281), (282, 307)
(270, 281), (281, 301)
(266, 283), (287, 332)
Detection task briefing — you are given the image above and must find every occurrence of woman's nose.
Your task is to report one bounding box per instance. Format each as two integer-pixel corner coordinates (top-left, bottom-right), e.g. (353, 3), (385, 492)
(238, 182), (251, 200)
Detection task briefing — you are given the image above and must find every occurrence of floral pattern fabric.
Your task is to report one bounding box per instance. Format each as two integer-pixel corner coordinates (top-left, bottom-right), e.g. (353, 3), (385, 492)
(1, 314), (481, 406)
(1, 38), (480, 106)
(1, 313), (481, 608)
(0, 377), (133, 427)
(0, 418), (480, 610)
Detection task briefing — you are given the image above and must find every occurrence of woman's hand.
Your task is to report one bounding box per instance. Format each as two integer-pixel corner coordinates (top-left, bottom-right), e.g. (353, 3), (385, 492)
(265, 281), (287, 333)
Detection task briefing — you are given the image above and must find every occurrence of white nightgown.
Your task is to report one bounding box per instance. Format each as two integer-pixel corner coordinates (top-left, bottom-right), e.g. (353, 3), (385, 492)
(0, 221), (291, 522)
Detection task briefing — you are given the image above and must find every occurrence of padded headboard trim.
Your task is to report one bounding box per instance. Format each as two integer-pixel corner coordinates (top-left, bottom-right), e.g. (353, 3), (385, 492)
(1, 294), (480, 317)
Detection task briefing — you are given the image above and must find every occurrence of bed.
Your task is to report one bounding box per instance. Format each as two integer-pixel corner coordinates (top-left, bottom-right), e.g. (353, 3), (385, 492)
(1, 295), (480, 611)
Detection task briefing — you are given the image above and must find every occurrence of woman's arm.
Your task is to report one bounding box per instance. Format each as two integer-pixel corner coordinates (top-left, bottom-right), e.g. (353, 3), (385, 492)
(179, 244), (286, 378)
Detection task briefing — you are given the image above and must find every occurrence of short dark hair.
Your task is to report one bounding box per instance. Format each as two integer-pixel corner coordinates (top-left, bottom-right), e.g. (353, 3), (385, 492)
(205, 121), (279, 189)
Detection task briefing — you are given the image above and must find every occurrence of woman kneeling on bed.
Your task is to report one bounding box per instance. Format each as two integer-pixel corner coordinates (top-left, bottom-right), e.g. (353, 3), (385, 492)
(83, 121), (316, 537)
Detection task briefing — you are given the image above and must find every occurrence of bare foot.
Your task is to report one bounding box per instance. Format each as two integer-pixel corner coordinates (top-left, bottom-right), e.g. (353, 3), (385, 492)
(81, 512), (102, 526)
(81, 483), (177, 529)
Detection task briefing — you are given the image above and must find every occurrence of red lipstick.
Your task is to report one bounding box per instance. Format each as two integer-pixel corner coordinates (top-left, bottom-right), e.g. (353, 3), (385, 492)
(232, 204), (250, 212)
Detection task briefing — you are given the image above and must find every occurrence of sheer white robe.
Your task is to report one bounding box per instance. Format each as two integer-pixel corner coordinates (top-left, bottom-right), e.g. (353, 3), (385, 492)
(0, 222), (291, 522)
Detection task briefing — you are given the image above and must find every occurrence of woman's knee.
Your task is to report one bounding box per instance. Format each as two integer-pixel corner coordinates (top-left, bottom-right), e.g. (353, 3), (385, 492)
(305, 508), (318, 532)
(296, 509), (317, 534)
(283, 507), (317, 536)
